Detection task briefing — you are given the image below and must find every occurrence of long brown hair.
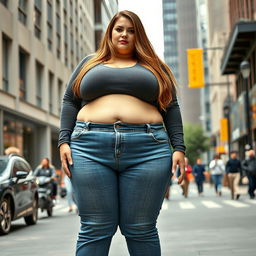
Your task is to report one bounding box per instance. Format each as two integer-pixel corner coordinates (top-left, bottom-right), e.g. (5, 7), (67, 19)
(73, 10), (177, 110)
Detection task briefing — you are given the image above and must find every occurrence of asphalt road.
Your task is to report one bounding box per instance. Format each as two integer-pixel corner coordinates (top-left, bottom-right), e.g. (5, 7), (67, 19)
(1, 183), (256, 256)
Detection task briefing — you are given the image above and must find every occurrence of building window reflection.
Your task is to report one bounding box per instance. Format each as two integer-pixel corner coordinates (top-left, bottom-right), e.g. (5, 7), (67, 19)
(3, 115), (35, 165)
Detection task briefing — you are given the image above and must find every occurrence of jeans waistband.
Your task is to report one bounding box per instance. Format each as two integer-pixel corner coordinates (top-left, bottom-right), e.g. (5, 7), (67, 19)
(75, 121), (166, 133)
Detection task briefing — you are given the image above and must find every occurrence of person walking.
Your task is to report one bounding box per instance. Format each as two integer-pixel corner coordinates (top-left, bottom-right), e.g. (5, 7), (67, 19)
(64, 174), (76, 212)
(209, 154), (225, 196)
(193, 158), (205, 196)
(178, 157), (192, 198)
(59, 10), (186, 256)
(242, 149), (256, 199)
(225, 151), (242, 200)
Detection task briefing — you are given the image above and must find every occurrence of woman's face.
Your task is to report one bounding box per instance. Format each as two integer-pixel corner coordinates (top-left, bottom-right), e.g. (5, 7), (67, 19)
(111, 16), (135, 56)
(41, 158), (48, 167)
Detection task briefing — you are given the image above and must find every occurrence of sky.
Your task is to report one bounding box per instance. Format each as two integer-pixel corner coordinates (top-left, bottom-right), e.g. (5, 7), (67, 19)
(118, 0), (164, 59)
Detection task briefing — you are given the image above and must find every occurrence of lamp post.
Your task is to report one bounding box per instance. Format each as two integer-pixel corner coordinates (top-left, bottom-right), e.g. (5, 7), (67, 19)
(240, 60), (252, 149)
(223, 100), (231, 157)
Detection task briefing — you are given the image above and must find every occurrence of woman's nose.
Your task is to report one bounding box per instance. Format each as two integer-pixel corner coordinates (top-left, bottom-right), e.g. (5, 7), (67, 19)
(121, 30), (127, 37)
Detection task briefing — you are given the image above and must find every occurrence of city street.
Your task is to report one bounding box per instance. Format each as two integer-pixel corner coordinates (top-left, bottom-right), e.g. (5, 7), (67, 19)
(1, 183), (256, 256)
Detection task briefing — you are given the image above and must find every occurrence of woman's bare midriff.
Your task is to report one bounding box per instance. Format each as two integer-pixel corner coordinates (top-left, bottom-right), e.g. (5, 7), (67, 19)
(76, 94), (163, 124)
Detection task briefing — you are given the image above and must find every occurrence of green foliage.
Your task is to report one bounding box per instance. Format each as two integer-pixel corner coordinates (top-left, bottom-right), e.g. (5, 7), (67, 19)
(183, 123), (210, 165)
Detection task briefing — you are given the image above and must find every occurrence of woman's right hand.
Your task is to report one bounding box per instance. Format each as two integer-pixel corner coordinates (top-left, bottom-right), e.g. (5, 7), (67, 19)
(60, 143), (73, 178)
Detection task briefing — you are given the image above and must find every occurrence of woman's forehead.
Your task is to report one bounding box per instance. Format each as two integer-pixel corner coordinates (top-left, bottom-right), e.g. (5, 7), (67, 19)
(114, 16), (134, 27)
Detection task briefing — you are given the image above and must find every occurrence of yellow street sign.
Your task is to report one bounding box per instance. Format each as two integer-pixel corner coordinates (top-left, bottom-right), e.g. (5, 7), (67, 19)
(220, 118), (228, 142)
(187, 48), (205, 88)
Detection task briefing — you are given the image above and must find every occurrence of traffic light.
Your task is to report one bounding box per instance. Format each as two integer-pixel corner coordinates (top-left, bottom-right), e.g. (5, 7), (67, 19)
(187, 48), (205, 88)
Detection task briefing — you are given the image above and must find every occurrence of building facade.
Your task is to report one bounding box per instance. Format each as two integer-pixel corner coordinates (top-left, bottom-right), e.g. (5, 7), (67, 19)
(162, 0), (202, 124)
(220, 0), (256, 157)
(0, 0), (95, 168)
(206, 0), (231, 156)
(162, 0), (179, 81)
(94, 0), (118, 49)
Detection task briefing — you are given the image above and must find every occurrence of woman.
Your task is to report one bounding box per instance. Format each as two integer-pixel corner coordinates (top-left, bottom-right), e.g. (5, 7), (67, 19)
(193, 158), (205, 196)
(64, 174), (76, 212)
(34, 158), (57, 198)
(179, 157), (192, 198)
(59, 10), (185, 256)
(209, 154), (225, 196)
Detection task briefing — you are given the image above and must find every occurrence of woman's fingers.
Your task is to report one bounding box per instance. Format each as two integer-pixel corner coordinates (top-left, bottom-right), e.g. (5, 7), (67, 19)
(62, 156), (71, 178)
(60, 143), (72, 178)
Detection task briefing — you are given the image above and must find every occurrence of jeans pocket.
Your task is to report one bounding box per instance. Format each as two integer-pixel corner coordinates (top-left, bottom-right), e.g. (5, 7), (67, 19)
(148, 129), (169, 144)
(71, 128), (87, 140)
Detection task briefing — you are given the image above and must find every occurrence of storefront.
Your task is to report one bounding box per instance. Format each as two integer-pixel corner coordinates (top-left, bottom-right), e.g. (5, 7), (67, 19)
(221, 20), (256, 157)
(1, 111), (60, 170)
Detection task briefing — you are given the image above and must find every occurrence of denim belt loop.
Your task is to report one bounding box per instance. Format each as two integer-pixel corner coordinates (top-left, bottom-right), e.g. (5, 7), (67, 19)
(114, 120), (122, 132)
(85, 122), (90, 131)
(146, 124), (151, 133)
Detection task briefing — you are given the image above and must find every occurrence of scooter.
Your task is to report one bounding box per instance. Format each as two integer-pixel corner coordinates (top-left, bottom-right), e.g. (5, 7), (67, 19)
(36, 176), (55, 217)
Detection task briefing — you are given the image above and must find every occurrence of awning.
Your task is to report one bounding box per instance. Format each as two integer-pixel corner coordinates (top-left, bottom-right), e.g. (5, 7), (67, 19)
(221, 21), (256, 75)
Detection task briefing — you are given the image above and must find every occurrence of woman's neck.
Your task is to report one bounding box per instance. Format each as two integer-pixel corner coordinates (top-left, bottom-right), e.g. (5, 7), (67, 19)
(110, 53), (136, 62)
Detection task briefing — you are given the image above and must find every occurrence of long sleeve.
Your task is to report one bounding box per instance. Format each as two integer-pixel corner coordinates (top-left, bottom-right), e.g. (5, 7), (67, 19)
(58, 55), (92, 147)
(160, 94), (186, 154)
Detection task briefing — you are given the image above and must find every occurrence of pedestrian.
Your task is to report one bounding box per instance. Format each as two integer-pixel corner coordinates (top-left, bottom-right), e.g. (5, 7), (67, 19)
(225, 151), (242, 200)
(242, 149), (256, 199)
(177, 157), (192, 198)
(64, 174), (76, 212)
(209, 154), (225, 196)
(193, 158), (205, 196)
(34, 158), (57, 199)
(59, 10), (186, 256)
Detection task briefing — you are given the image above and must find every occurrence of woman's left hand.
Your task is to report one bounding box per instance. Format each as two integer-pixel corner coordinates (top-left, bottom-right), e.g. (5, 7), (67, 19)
(172, 151), (185, 184)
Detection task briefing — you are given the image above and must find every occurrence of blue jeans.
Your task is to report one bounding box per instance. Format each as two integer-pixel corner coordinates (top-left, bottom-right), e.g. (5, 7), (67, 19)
(70, 121), (172, 256)
(211, 174), (223, 193)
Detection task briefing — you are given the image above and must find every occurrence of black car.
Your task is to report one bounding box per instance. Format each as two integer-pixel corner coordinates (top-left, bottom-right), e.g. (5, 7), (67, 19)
(0, 154), (38, 235)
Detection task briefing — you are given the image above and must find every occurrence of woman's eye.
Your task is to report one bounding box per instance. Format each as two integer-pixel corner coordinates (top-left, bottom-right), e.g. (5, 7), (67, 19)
(116, 28), (122, 32)
(128, 29), (135, 34)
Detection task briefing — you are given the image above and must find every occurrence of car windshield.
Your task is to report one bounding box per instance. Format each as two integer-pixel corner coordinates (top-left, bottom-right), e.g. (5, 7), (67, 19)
(0, 159), (8, 175)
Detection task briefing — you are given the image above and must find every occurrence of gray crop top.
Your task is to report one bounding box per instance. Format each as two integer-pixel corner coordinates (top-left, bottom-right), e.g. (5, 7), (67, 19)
(58, 55), (186, 153)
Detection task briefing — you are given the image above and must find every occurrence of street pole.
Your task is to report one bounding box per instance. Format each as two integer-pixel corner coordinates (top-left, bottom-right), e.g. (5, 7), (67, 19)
(226, 75), (231, 157)
(245, 77), (253, 148)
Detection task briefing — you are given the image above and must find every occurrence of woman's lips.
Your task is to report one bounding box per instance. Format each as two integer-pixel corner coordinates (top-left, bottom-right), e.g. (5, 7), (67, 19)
(119, 40), (128, 44)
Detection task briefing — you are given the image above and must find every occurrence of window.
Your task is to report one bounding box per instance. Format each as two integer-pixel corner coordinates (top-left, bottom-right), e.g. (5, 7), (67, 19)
(56, 34), (61, 59)
(18, 0), (27, 25)
(19, 49), (27, 100)
(48, 72), (54, 113)
(47, 0), (53, 50)
(36, 61), (43, 108)
(0, 0), (8, 7)
(2, 35), (10, 92)
(56, 10), (61, 59)
(58, 79), (63, 114)
(64, 24), (68, 66)
(34, 0), (42, 39)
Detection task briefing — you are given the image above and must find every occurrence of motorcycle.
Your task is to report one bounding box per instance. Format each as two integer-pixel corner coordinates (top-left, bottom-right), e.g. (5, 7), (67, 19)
(36, 176), (55, 217)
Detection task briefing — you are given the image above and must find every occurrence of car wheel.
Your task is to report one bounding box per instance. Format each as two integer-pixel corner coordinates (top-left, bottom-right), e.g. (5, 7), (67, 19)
(0, 199), (12, 235)
(24, 198), (38, 225)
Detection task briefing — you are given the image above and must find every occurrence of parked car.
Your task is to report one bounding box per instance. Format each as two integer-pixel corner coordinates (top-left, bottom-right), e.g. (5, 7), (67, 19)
(0, 154), (38, 235)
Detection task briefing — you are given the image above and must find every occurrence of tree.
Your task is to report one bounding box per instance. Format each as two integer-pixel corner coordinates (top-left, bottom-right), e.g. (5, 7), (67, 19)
(183, 123), (210, 165)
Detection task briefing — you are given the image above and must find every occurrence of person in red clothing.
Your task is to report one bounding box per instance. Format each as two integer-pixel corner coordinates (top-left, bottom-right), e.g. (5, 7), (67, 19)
(180, 157), (192, 198)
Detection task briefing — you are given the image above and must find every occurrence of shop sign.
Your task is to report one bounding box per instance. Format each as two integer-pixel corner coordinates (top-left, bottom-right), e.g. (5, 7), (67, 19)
(230, 92), (247, 141)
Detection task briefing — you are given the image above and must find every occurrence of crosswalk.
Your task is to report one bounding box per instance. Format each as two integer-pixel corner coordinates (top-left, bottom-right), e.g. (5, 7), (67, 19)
(162, 198), (256, 211)
(161, 183), (256, 211)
